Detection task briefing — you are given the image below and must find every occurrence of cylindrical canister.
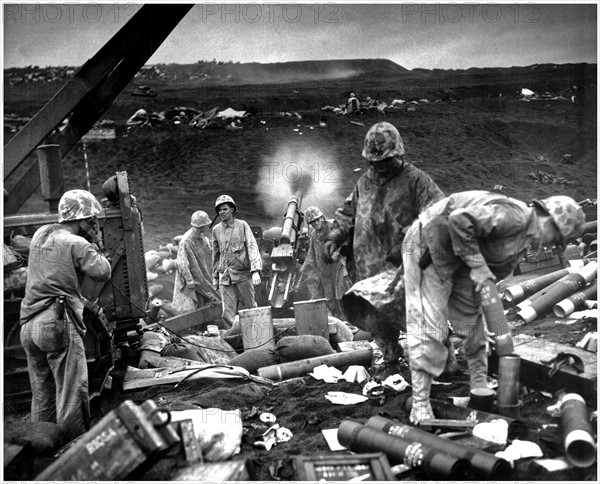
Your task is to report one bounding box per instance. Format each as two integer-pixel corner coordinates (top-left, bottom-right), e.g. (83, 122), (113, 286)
(238, 306), (275, 351)
(517, 262), (597, 324)
(257, 348), (372, 381)
(479, 280), (513, 355)
(496, 355), (521, 418)
(37, 144), (65, 212)
(366, 416), (511, 479)
(504, 268), (573, 303)
(337, 420), (471, 479)
(469, 388), (497, 413)
(560, 393), (597, 468)
(553, 281), (597, 318)
(293, 298), (329, 339)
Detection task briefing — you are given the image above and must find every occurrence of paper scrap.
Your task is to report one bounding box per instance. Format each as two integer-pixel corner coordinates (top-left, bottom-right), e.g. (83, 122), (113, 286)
(325, 391), (370, 405)
(321, 429), (346, 451)
(310, 364), (343, 383)
(495, 439), (543, 467)
(341, 365), (370, 384)
(473, 419), (509, 445)
(382, 374), (409, 392)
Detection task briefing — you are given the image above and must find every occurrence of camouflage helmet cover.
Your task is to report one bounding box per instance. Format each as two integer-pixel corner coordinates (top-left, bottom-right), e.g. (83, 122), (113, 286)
(362, 121), (405, 162)
(304, 206), (324, 224)
(533, 196), (585, 249)
(215, 194), (236, 213)
(58, 189), (103, 223)
(191, 210), (211, 228)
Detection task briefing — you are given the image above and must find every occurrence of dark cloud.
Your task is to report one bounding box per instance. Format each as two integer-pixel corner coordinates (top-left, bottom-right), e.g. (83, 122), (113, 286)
(3, 3), (596, 69)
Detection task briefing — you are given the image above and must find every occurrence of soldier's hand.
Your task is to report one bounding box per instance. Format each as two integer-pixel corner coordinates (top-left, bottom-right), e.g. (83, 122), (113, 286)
(252, 272), (261, 286)
(385, 246), (403, 267)
(470, 265), (496, 292)
(324, 240), (339, 258)
(187, 282), (195, 290)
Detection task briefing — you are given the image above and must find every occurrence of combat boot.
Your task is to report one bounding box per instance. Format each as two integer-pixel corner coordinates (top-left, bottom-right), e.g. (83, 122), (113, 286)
(409, 370), (435, 424)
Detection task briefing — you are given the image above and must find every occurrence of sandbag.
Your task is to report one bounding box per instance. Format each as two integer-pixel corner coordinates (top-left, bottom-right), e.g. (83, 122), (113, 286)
(229, 347), (279, 374)
(329, 316), (354, 344)
(171, 408), (243, 462)
(162, 342), (203, 362)
(138, 330), (171, 352)
(183, 334), (237, 364)
(276, 335), (335, 363)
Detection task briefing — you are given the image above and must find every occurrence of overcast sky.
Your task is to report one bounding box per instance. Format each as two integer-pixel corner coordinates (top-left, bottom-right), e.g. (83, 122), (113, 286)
(2, 2), (597, 70)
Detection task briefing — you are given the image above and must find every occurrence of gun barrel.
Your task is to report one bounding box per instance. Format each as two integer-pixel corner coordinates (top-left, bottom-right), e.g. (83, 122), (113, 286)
(280, 194), (302, 245)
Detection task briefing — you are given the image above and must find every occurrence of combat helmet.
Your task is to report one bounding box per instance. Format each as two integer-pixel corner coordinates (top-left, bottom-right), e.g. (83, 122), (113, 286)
(533, 196), (585, 249)
(304, 206), (324, 224)
(362, 122), (405, 162)
(191, 210), (211, 228)
(215, 194), (236, 213)
(58, 189), (103, 223)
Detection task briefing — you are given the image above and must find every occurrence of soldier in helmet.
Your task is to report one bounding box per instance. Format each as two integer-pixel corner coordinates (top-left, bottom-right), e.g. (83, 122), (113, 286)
(172, 210), (220, 313)
(346, 92), (361, 114)
(325, 121), (444, 374)
(212, 195), (263, 327)
(403, 191), (585, 424)
(19, 189), (111, 441)
(298, 206), (352, 318)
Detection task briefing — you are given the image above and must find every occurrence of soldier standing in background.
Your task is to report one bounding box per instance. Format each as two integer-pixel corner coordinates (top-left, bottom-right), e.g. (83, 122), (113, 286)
(172, 210), (220, 313)
(298, 206), (352, 319)
(212, 195), (263, 328)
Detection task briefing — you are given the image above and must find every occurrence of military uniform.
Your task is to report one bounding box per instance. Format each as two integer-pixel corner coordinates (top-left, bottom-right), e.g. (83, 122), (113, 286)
(332, 122), (444, 365)
(20, 190), (111, 441)
(172, 228), (219, 312)
(403, 190), (585, 423)
(212, 218), (262, 327)
(300, 218), (352, 318)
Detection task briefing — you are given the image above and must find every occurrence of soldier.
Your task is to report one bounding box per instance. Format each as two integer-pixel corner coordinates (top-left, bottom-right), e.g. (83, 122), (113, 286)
(212, 195), (263, 327)
(325, 122), (444, 373)
(403, 191), (585, 423)
(172, 210), (220, 313)
(20, 190), (111, 441)
(299, 206), (352, 318)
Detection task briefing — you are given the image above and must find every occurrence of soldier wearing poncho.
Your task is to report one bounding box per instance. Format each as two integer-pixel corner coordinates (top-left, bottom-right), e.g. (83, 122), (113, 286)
(326, 122), (444, 369)
(299, 206), (352, 318)
(172, 210), (220, 312)
(403, 191), (585, 424)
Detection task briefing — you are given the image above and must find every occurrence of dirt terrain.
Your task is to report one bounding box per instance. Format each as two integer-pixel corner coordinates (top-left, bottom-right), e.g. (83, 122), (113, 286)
(4, 63), (598, 480)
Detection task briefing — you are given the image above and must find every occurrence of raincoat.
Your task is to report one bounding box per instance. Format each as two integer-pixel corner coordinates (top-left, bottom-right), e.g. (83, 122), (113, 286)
(172, 228), (219, 313)
(300, 220), (352, 316)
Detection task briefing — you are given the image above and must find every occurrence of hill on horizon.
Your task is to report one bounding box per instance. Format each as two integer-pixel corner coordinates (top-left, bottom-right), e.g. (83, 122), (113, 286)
(5, 58), (596, 87)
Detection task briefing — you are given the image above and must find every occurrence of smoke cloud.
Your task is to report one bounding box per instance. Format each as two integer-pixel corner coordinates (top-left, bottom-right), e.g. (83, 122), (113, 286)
(256, 142), (345, 224)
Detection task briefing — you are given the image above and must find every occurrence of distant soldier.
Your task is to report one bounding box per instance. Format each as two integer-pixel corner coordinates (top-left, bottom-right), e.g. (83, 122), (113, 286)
(172, 210), (220, 313)
(346, 92), (361, 114)
(212, 195), (263, 328)
(299, 206), (352, 319)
